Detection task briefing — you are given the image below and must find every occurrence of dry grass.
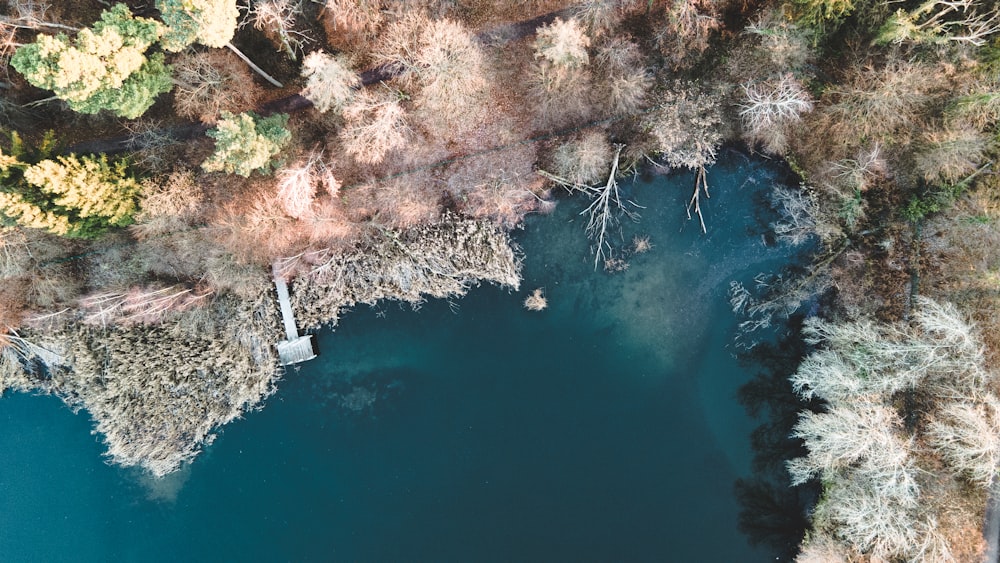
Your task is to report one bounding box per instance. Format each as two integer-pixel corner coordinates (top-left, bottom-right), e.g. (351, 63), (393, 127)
(10, 292), (283, 477)
(523, 287), (547, 310)
(289, 215), (521, 330)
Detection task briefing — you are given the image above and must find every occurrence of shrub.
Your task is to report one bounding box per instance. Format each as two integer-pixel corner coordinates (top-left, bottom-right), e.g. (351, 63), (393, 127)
(173, 50), (260, 124)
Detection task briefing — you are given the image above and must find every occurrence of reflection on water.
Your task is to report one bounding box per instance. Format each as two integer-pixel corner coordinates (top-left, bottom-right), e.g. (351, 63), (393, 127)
(0, 152), (810, 562)
(735, 315), (821, 560)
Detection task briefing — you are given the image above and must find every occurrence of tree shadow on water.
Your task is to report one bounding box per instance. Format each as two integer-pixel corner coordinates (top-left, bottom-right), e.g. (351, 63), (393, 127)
(733, 314), (823, 561)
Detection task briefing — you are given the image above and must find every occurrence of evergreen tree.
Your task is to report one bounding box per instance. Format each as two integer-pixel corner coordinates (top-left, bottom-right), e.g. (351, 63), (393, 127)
(156, 0), (239, 51)
(0, 147), (140, 238)
(202, 111), (291, 177)
(155, 0), (283, 87)
(10, 4), (172, 119)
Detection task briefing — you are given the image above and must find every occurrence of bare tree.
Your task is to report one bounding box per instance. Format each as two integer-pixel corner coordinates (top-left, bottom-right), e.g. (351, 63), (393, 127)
(132, 169), (205, 238)
(743, 8), (814, 72)
(829, 143), (886, 195)
(593, 37), (651, 116)
(644, 83), (723, 232)
(655, 0), (720, 70)
(770, 184), (823, 246)
(793, 532), (852, 563)
(300, 50), (359, 114)
(786, 400), (911, 486)
(276, 151), (339, 219)
(740, 74), (813, 155)
(914, 126), (992, 184)
(316, 0), (383, 52)
(550, 131), (613, 186)
(811, 473), (922, 560)
(338, 87), (410, 165)
(374, 15), (487, 124)
(535, 17), (591, 71)
(530, 17), (594, 125)
(783, 297), (997, 559)
(0, 1), (78, 60)
(877, 0), (1000, 46)
(826, 60), (933, 144)
(788, 299), (988, 404)
(80, 285), (213, 327)
(571, 0), (630, 34)
(243, 0), (310, 59)
(928, 395), (1000, 487)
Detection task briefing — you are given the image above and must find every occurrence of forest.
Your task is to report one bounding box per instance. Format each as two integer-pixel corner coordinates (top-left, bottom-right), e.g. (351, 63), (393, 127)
(2, 0), (1000, 560)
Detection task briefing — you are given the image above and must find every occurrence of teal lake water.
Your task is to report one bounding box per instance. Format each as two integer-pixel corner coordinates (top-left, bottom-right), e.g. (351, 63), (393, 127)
(0, 152), (805, 561)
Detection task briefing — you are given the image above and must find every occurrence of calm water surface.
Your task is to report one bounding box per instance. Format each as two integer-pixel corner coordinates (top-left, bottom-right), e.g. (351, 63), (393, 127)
(0, 152), (804, 561)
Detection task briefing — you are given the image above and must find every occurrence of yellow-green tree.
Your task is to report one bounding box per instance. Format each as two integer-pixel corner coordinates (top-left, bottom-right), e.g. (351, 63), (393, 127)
(202, 111), (291, 177)
(156, 0), (238, 51)
(10, 4), (172, 119)
(0, 147), (140, 238)
(155, 0), (283, 87)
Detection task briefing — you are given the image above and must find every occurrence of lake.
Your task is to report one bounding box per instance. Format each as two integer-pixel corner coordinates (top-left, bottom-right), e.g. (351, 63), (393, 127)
(0, 151), (807, 561)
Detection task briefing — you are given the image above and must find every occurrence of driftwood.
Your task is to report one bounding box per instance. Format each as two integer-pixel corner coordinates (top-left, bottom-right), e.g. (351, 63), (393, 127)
(687, 165), (710, 234)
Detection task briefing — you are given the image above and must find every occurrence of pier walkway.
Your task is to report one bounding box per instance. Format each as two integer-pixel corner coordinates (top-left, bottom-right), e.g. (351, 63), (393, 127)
(272, 263), (317, 366)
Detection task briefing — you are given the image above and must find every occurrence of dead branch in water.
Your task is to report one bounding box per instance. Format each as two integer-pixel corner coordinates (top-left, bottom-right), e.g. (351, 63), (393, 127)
(540, 144), (639, 269)
(687, 165), (709, 234)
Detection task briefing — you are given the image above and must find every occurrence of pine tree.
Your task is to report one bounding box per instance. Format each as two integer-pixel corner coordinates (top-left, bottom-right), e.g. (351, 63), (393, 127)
(201, 111), (292, 177)
(0, 149), (140, 237)
(156, 0), (238, 51)
(10, 4), (172, 119)
(156, 0), (283, 87)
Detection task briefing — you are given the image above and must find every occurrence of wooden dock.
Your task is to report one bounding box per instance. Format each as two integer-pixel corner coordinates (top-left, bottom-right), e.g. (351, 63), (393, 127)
(273, 263), (317, 366)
